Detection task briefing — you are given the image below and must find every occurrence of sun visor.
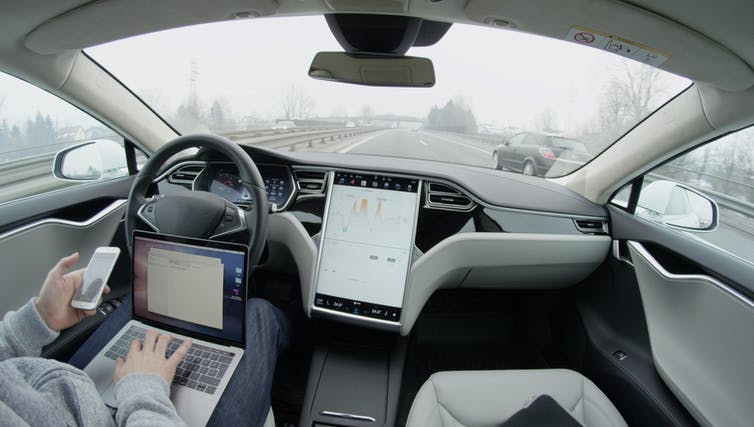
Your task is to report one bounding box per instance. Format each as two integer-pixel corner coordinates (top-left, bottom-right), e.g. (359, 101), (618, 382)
(465, 0), (754, 91)
(25, 0), (278, 54)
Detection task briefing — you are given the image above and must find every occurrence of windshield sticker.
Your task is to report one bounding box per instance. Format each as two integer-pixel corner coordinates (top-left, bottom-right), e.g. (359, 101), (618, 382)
(566, 25), (670, 67)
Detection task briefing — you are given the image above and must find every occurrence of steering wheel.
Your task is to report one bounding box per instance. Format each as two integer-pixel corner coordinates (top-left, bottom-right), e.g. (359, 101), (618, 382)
(125, 134), (269, 265)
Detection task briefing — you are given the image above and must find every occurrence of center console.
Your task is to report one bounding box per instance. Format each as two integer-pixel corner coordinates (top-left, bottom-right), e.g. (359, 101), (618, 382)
(298, 326), (408, 427)
(299, 171), (419, 426)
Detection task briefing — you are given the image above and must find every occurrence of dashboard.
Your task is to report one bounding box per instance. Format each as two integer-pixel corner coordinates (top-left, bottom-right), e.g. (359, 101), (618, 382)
(156, 147), (611, 333)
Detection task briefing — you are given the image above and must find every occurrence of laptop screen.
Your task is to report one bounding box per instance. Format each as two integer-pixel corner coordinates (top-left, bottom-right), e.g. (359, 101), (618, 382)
(132, 231), (248, 346)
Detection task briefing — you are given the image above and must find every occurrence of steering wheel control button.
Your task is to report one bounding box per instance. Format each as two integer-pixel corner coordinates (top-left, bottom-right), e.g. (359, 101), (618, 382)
(137, 202), (159, 231)
(212, 204), (246, 238)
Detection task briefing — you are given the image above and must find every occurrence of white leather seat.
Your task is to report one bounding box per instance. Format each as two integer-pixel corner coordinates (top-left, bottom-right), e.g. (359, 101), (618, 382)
(406, 369), (627, 427)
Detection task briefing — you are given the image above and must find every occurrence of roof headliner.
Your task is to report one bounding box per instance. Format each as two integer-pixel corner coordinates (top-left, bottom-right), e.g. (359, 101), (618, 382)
(1, 0), (752, 92)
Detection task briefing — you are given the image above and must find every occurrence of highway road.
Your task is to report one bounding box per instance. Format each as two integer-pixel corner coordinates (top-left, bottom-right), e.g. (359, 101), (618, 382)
(334, 129), (496, 168)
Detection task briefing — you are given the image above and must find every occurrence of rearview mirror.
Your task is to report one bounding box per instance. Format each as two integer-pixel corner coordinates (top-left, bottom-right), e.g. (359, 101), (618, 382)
(53, 139), (128, 181)
(637, 180), (718, 231)
(308, 52), (435, 87)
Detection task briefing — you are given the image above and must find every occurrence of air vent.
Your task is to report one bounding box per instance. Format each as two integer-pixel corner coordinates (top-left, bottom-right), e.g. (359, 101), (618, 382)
(294, 168), (327, 195)
(427, 182), (457, 194)
(294, 170), (326, 181)
(574, 219), (608, 234)
(168, 164), (204, 187)
(425, 181), (475, 212)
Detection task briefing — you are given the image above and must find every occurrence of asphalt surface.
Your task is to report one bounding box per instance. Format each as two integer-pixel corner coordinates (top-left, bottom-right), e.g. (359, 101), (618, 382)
(339, 129), (496, 168)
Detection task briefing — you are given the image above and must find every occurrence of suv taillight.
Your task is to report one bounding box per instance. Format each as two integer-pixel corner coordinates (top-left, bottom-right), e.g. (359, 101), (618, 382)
(538, 147), (556, 160)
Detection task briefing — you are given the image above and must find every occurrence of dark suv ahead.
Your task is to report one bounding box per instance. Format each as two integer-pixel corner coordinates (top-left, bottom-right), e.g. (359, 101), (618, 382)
(491, 132), (590, 177)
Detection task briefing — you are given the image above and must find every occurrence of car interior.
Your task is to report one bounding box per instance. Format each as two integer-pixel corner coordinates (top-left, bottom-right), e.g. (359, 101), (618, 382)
(1, 1), (753, 426)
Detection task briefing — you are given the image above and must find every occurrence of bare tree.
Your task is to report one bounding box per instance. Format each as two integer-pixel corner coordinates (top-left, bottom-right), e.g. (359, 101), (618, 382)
(360, 105), (374, 121)
(534, 108), (559, 133)
(281, 85), (315, 120)
(599, 59), (665, 140)
(209, 97), (236, 131)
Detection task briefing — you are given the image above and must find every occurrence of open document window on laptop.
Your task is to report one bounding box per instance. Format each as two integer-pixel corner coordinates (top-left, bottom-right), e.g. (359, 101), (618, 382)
(84, 231), (250, 427)
(146, 247), (224, 330)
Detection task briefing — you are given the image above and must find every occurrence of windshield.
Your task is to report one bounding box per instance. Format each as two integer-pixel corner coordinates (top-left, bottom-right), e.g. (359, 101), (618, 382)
(87, 16), (689, 177)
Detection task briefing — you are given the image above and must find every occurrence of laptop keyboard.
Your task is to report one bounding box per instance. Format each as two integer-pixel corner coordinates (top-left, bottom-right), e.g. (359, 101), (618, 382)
(104, 325), (236, 395)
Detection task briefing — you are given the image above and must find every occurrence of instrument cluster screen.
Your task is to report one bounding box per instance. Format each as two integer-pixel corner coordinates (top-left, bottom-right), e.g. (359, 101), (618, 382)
(208, 165), (292, 209)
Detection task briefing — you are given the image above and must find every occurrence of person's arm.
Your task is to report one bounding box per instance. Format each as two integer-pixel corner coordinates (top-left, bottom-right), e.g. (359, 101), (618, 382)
(0, 253), (107, 362)
(113, 330), (192, 426)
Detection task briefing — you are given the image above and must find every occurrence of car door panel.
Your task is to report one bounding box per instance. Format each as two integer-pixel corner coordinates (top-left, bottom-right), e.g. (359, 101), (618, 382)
(0, 174), (134, 327)
(575, 256), (698, 427)
(0, 198), (126, 314)
(628, 241), (754, 427)
(608, 205), (754, 427)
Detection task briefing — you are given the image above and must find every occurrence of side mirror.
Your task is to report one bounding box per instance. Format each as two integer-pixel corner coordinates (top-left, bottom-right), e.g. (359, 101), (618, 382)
(53, 139), (128, 181)
(637, 180), (719, 231)
(503, 140), (510, 147)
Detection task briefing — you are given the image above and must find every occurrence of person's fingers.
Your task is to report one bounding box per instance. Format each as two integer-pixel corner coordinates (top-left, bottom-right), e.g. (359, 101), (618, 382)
(128, 338), (141, 355)
(114, 357), (125, 382)
(155, 334), (171, 357)
(143, 330), (158, 352)
(103, 284), (111, 295)
(167, 339), (192, 367)
(82, 308), (97, 317)
(65, 269), (87, 299)
(54, 253), (79, 277)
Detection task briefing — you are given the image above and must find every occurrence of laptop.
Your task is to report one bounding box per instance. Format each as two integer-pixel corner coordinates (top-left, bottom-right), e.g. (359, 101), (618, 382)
(84, 230), (249, 427)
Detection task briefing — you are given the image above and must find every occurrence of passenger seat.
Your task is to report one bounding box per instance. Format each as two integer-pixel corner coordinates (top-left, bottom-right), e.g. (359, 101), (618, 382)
(406, 369), (626, 426)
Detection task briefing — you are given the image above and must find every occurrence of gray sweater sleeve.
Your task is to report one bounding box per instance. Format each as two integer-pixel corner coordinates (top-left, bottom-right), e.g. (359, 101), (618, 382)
(0, 298), (59, 362)
(115, 373), (187, 426)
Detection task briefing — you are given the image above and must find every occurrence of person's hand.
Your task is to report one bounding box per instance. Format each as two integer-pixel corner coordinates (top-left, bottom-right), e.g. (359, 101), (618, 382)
(113, 330), (192, 385)
(35, 252), (110, 332)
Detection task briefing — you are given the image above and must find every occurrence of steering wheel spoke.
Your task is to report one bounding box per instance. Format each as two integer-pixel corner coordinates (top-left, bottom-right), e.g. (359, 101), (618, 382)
(136, 196), (162, 233)
(211, 202), (249, 238)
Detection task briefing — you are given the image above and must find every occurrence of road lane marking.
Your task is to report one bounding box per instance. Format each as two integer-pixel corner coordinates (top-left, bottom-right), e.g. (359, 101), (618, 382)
(419, 139), (428, 146)
(426, 133), (491, 154)
(337, 131), (387, 153)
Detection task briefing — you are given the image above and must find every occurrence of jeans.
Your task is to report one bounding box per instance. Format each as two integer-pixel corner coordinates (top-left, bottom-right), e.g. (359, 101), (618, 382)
(69, 297), (290, 427)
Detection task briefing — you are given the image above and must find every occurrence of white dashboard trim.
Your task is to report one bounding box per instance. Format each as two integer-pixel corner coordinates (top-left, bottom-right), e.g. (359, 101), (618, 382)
(268, 209), (611, 335)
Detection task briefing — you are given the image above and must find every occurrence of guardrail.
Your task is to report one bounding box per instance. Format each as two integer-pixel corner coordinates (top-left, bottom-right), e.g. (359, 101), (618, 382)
(0, 126), (378, 204)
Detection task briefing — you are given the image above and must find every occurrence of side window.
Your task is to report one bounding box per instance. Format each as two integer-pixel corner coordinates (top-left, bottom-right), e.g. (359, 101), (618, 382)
(509, 134), (525, 146)
(524, 134), (544, 146)
(618, 126), (754, 263)
(0, 71), (128, 205)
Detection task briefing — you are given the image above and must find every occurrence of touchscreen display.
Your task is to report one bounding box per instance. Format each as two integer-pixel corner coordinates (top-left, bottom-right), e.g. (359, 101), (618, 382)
(314, 172), (420, 322)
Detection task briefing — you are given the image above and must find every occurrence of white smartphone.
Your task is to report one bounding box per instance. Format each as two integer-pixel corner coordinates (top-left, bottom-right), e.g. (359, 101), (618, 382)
(71, 247), (121, 310)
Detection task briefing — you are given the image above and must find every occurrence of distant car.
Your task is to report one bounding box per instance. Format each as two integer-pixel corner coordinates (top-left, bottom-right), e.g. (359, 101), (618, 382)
(491, 132), (590, 176)
(272, 120), (296, 130)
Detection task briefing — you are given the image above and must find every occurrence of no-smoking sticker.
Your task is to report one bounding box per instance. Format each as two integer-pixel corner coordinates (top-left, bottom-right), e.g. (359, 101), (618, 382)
(565, 25), (670, 66)
(574, 32), (596, 44)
